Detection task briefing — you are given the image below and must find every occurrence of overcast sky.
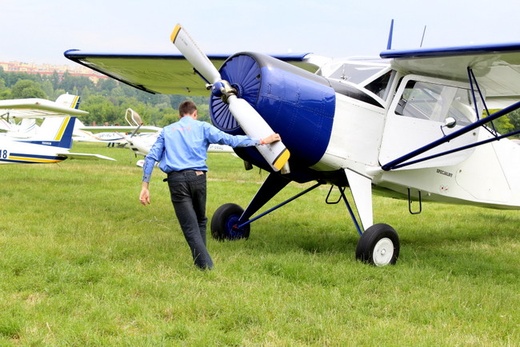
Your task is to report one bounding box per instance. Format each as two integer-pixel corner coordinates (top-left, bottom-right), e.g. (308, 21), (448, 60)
(2, 0), (520, 66)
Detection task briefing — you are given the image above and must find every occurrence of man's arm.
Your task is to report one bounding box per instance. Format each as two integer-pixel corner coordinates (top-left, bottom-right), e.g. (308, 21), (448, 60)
(206, 123), (281, 147)
(139, 130), (165, 206)
(140, 181), (150, 205)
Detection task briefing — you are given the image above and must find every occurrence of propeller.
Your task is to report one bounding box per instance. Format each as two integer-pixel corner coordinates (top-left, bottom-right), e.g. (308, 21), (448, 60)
(170, 24), (290, 172)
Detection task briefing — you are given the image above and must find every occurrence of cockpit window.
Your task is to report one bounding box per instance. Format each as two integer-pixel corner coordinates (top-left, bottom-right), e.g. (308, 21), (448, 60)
(395, 80), (478, 125)
(328, 63), (386, 84)
(365, 71), (395, 100)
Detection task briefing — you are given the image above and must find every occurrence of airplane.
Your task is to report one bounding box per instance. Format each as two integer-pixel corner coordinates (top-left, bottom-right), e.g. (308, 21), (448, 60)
(0, 93), (84, 136)
(0, 94), (115, 163)
(73, 119), (130, 147)
(64, 21), (520, 266)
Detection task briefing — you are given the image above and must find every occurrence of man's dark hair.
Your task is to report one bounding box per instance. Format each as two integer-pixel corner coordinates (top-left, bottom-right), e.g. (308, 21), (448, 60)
(179, 100), (197, 117)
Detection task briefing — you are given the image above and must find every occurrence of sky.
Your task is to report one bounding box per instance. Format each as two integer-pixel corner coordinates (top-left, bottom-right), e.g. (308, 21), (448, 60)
(2, 0), (520, 66)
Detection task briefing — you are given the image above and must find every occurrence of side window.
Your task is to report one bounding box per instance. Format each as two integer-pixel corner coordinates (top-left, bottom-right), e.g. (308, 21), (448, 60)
(395, 80), (477, 125)
(365, 71), (395, 100)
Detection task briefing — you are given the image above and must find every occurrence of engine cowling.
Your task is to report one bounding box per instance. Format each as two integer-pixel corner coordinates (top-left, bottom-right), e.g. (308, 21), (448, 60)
(210, 52), (336, 170)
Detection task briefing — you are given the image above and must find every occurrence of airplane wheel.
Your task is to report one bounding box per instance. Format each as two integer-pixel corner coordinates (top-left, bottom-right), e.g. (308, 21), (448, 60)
(355, 223), (400, 266)
(211, 203), (250, 241)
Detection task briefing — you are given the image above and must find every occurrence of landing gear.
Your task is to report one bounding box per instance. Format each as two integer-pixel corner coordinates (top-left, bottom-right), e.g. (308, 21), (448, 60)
(210, 173), (401, 266)
(210, 203), (250, 241)
(355, 223), (400, 266)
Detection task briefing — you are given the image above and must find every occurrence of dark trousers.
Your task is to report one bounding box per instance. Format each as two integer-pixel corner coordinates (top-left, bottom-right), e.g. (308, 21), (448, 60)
(167, 170), (213, 269)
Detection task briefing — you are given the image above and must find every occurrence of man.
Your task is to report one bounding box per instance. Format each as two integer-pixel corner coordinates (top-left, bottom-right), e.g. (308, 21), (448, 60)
(139, 100), (281, 270)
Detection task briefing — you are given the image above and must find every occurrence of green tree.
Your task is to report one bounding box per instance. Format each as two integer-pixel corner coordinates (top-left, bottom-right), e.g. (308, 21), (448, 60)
(488, 109), (520, 137)
(41, 80), (54, 99)
(0, 70), (212, 127)
(11, 79), (46, 98)
(82, 94), (118, 125)
(508, 109), (520, 137)
(0, 77), (11, 100)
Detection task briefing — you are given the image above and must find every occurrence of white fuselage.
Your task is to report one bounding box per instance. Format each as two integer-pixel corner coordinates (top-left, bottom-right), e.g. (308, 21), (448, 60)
(0, 137), (65, 164)
(313, 60), (520, 209)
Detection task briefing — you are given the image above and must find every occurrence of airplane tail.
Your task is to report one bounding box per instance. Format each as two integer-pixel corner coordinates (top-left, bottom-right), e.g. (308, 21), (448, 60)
(55, 94), (81, 110)
(27, 116), (77, 149)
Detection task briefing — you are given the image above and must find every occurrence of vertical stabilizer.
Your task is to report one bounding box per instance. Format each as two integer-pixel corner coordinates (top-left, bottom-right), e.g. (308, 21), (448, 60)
(29, 116), (77, 148)
(55, 94), (81, 109)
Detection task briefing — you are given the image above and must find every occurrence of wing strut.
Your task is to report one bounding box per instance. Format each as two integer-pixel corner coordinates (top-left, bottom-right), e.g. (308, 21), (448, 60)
(382, 100), (520, 170)
(344, 169), (373, 232)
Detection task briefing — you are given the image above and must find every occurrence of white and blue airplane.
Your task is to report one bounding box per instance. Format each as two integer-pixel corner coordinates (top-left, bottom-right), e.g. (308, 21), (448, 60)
(0, 94), (114, 164)
(64, 22), (520, 266)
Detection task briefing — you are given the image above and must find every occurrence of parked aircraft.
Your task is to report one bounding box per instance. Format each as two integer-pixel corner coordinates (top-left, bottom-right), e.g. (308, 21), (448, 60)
(73, 119), (130, 147)
(0, 95), (114, 163)
(0, 93), (85, 135)
(64, 22), (520, 265)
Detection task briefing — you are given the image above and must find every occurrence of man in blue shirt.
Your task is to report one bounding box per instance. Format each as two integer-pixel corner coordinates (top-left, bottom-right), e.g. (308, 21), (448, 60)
(139, 100), (281, 270)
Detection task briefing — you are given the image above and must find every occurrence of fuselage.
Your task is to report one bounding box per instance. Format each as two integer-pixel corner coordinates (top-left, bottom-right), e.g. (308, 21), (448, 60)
(212, 52), (520, 209)
(314, 58), (520, 209)
(0, 137), (65, 164)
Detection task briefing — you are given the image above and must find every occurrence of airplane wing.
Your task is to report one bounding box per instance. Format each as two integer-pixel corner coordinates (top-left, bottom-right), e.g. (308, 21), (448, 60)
(381, 43), (520, 108)
(0, 98), (88, 117)
(64, 49), (314, 95)
(64, 50), (228, 95)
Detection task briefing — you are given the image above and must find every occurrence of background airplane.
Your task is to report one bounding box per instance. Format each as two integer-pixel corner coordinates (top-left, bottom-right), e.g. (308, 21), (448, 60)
(73, 119), (130, 147)
(64, 22), (520, 266)
(0, 94), (115, 164)
(0, 94), (85, 136)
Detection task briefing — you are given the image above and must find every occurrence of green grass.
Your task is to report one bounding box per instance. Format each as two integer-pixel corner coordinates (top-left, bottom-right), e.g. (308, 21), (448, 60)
(0, 142), (519, 346)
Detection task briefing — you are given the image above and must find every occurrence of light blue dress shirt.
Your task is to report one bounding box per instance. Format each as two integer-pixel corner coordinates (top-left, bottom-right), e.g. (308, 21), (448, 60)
(142, 116), (259, 182)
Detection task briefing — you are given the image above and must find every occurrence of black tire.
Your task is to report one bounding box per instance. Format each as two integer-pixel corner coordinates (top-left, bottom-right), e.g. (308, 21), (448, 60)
(355, 223), (400, 266)
(210, 203), (250, 241)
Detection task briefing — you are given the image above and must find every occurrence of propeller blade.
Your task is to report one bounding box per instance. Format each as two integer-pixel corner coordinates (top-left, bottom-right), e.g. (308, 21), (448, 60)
(227, 96), (290, 171)
(170, 24), (221, 84)
(170, 24), (290, 172)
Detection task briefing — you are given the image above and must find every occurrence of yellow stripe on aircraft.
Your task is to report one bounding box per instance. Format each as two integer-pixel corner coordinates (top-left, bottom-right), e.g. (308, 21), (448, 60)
(54, 116), (71, 141)
(170, 24), (182, 43)
(8, 155), (62, 163)
(71, 95), (80, 109)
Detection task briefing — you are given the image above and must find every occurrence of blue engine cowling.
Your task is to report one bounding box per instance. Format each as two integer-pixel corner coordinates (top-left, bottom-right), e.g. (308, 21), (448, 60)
(210, 52), (336, 170)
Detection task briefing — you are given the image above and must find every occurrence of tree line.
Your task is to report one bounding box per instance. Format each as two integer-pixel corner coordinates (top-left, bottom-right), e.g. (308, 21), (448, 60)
(0, 67), (519, 137)
(0, 68), (210, 127)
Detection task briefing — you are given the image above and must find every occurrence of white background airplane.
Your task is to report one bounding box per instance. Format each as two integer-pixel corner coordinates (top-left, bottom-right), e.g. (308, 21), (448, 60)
(0, 94), (84, 136)
(65, 22), (520, 265)
(0, 94), (114, 164)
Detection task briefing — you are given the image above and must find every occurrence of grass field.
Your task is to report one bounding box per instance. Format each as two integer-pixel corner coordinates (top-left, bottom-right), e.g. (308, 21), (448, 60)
(1, 142), (519, 346)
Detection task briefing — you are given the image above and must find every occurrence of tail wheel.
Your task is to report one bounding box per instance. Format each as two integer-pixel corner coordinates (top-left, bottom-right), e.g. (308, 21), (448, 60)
(355, 223), (400, 266)
(211, 203), (250, 241)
